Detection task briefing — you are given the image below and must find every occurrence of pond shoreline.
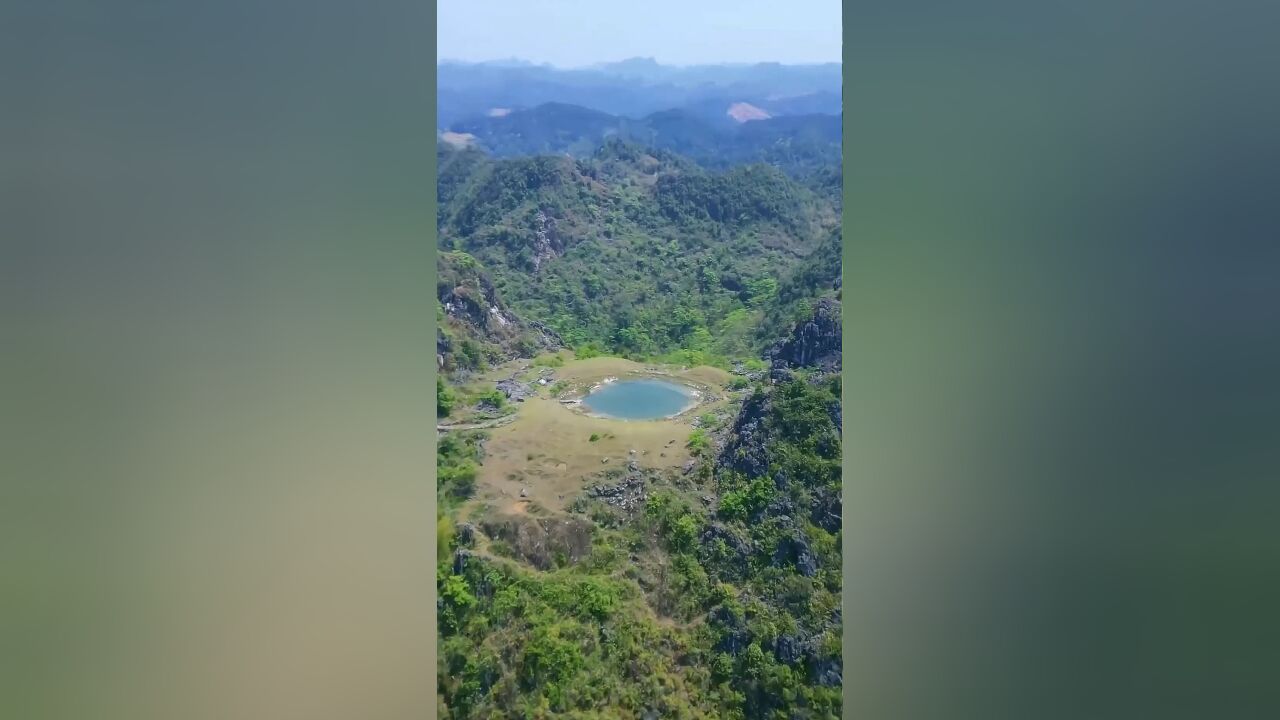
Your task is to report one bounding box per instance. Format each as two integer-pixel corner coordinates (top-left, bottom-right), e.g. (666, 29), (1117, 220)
(561, 371), (714, 422)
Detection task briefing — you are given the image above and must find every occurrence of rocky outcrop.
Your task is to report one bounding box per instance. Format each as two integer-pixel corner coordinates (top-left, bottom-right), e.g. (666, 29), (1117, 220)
(528, 319), (566, 349)
(451, 548), (478, 575)
(698, 523), (753, 580)
(810, 484), (842, 534)
(439, 264), (516, 335)
(586, 474), (647, 513)
(716, 389), (772, 479)
(456, 522), (477, 546)
(437, 252), (562, 375)
(812, 657), (842, 687)
(528, 209), (563, 272)
(495, 377), (534, 402)
(437, 328), (451, 369)
(772, 634), (805, 665)
(719, 301), (840, 477)
(772, 531), (818, 577)
(708, 603), (750, 655)
(768, 297), (841, 371)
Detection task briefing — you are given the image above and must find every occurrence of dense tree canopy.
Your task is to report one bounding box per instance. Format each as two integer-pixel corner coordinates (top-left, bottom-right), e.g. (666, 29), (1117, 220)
(437, 140), (838, 367)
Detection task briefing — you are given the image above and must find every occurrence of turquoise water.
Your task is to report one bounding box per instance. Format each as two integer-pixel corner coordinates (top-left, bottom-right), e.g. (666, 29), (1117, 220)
(582, 379), (693, 420)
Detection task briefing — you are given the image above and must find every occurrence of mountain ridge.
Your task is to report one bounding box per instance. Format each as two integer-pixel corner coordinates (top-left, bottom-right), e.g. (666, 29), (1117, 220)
(436, 138), (838, 364)
(437, 59), (840, 130)
(446, 102), (841, 179)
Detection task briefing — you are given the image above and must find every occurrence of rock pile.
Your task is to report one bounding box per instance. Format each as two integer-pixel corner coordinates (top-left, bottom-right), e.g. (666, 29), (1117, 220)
(496, 377), (533, 402)
(586, 474), (647, 512)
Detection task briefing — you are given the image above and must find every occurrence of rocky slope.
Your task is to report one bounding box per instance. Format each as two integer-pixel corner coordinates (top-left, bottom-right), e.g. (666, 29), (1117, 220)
(437, 250), (561, 377)
(768, 297), (842, 373)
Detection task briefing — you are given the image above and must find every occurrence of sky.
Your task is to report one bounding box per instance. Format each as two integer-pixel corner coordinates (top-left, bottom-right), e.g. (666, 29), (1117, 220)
(437, 0), (842, 67)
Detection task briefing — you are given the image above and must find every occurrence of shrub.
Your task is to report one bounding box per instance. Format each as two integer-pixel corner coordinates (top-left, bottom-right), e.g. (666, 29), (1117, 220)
(576, 578), (619, 620)
(669, 514), (701, 554)
(475, 389), (505, 408)
(718, 476), (775, 523)
(438, 460), (477, 499)
(437, 376), (456, 417)
(439, 573), (477, 633)
(687, 428), (710, 454)
(520, 626), (584, 690)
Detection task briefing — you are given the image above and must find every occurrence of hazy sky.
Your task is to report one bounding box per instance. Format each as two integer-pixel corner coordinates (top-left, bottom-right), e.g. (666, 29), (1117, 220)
(437, 0), (841, 67)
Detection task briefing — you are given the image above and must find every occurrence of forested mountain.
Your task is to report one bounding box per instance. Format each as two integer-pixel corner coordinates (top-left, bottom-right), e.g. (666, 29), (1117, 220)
(757, 226), (843, 348)
(436, 139), (838, 367)
(445, 103), (841, 179)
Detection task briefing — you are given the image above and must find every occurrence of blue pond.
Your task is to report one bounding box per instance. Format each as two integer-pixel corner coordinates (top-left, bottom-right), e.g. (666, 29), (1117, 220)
(582, 379), (694, 420)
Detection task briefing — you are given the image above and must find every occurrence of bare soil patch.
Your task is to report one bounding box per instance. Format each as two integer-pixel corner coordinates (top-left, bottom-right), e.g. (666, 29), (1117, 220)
(440, 131), (477, 147)
(726, 102), (771, 122)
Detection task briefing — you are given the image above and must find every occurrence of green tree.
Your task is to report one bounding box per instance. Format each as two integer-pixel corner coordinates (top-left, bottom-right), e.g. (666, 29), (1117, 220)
(437, 376), (456, 417)
(670, 514), (701, 553)
(745, 276), (778, 307)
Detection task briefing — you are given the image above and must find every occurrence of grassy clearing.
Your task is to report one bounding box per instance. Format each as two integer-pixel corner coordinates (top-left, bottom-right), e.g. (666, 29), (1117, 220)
(464, 356), (734, 515)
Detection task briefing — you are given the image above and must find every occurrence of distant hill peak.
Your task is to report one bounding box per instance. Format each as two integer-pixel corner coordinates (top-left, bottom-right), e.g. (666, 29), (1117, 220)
(727, 102), (772, 123)
(597, 56), (661, 69)
(526, 101), (615, 116)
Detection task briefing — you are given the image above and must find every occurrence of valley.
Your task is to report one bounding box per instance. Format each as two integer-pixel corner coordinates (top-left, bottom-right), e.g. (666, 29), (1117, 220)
(436, 58), (842, 720)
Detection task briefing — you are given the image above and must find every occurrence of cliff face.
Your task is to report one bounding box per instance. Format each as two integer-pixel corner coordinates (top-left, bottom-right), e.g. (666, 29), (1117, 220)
(768, 297), (841, 372)
(438, 262), (520, 334)
(716, 389), (773, 479)
(528, 209), (563, 272)
(437, 251), (561, 376)
(437, 328), (450, 369)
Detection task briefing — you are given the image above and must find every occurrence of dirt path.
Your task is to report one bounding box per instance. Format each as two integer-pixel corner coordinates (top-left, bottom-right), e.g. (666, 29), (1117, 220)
(437, 415), (517, 432)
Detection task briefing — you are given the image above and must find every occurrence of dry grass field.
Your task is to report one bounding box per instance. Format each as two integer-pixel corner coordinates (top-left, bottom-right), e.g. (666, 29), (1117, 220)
(458, 355), (733, 517)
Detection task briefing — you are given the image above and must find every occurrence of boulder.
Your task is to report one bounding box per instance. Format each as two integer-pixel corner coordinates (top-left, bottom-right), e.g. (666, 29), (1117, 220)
(496, 378), (533, 402)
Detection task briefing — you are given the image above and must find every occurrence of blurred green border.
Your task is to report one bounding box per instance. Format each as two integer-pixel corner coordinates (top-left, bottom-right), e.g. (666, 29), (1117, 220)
(427, 3), (440, 696)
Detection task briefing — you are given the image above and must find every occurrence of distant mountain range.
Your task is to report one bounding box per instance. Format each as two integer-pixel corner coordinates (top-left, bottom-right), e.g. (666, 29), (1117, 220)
(437, 58), (841, 130)
(441, 102), (841, 179)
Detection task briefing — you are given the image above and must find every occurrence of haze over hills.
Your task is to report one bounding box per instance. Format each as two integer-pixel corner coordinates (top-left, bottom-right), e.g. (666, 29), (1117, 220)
(437, 58), (841, 130)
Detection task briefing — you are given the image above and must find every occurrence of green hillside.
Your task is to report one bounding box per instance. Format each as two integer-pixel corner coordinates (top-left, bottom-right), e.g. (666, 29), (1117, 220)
(437, 140), (839, 367)
(447, 103), (842, 181)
